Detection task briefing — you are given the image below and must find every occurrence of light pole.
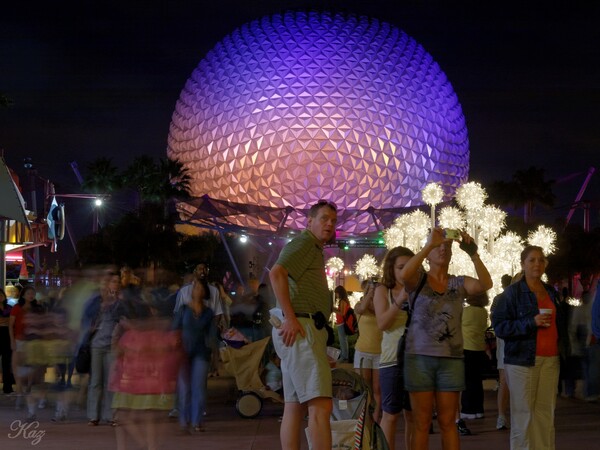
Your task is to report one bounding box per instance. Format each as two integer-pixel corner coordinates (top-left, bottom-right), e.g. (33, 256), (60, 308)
(47, 193), (107, 236)
(92, 197), (103, 233)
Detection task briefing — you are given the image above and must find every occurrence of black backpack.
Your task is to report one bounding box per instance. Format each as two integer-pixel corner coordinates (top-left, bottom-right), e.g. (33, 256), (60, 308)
(343, 307), (358, 335)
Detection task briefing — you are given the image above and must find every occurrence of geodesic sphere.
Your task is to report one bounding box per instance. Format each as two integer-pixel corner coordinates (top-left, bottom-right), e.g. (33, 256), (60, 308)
(167, 11), (469, 233)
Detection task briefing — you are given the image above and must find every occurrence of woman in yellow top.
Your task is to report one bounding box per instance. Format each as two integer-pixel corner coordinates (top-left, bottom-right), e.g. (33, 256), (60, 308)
(354, 280), (383, 422)
(460, 293), (490, 419)
(374, 246), (415, 450)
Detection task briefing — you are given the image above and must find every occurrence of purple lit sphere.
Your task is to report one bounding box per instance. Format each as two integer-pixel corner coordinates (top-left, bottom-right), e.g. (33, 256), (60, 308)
(167, 11), (469, 233)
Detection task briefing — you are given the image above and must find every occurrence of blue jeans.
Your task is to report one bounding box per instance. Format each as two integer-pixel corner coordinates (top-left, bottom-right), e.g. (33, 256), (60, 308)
(178, 356), (210, 427)
(336, 324), (348, 361)
(87, 346), (114, 421)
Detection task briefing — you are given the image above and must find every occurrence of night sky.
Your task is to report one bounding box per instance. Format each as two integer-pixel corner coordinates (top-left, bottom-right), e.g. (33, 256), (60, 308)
(2, 1), (599, 231)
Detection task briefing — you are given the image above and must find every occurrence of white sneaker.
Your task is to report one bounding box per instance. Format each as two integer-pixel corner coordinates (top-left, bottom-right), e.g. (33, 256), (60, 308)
(460, 413), (477, 420)
(496, 416), (509, 430)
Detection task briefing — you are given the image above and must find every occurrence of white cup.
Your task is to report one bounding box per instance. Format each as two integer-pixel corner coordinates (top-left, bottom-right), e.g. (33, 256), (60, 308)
(539, 308), (552, 327)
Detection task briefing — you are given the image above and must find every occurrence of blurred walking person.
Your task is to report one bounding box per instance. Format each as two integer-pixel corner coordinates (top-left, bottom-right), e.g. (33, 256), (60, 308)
(172, 279), (214, 433)
(0, 289), (15, 394)
(82, 272), (123, 426)
(9, 286), (37, 408)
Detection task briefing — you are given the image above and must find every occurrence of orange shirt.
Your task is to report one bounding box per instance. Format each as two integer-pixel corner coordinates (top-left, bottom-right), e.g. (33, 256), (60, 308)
(335, 300), (349, 325)
(10, 304), (26, 340)
(536, 294), (558, 357)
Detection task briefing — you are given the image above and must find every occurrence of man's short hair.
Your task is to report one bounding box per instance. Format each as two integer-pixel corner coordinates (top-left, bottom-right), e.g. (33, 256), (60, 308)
(308, 199), (337, 218)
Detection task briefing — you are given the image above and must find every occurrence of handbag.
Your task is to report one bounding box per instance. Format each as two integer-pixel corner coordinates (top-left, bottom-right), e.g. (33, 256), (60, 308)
(313, 311), (335, 346)
(75, 331), (95, 374)
(325, 322), (335, 346)
(75, 303), (102, 374)
(396, 273), (427, 380)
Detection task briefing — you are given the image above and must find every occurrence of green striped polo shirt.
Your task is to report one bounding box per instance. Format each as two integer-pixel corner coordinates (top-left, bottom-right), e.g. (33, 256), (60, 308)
(275, 229), (332, 316)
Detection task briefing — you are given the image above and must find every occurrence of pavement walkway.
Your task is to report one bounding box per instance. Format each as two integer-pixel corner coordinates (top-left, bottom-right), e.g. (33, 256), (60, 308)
(1, 372), (599, 449)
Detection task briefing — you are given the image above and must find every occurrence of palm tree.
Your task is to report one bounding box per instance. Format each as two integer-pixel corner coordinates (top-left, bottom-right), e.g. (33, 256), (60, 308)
(512, 167), (555, 223)
(157, 157), (192, 201)
(488, 166), (555, 224)
(0, 92), (13, 107)
(82, 157), (121, 195)
(122, 155), (159, 208)
(123, 156), (191, 211)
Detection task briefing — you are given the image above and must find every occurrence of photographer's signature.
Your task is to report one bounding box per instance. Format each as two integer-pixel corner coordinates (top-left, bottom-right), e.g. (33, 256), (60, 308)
(8, 420), (45, 445)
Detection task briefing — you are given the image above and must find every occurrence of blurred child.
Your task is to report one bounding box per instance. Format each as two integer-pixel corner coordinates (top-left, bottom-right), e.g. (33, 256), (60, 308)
(264, 352), (282, 395)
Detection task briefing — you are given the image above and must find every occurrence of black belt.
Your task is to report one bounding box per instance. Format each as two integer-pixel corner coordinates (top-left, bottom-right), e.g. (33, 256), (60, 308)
(294, 311), (327, 330)
(295, 312), (316, 319)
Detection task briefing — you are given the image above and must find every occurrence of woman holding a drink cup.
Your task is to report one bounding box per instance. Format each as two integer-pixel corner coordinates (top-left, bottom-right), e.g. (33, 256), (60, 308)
(492, 245), (569, 450)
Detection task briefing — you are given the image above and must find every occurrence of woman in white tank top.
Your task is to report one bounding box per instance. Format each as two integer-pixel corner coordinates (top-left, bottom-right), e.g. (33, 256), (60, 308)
(374, 246), (415, 450)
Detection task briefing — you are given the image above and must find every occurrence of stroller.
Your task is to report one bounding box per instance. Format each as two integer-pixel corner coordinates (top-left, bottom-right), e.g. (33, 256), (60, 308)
(306, 368), (389, 449)
(220, 336), (283, 418)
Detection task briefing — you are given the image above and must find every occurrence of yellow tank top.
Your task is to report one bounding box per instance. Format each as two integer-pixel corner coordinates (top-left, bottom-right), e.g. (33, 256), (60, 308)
(355, 312), (383, 354)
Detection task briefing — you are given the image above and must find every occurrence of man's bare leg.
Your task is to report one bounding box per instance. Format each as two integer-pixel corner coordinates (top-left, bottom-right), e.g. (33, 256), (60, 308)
(280, 401), (307, 450)
(307, 396), (332, 450)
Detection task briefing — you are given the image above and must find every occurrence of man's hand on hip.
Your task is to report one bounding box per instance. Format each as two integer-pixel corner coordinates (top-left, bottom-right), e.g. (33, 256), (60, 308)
(279, 316), (306, 346)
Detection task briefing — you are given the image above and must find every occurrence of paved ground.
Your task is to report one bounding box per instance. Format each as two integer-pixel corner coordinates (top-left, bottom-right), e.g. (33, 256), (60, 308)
(1, 372), (599, 449)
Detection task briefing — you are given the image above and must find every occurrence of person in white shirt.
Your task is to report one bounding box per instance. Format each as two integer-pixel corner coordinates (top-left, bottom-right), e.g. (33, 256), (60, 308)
(174, 263), (225, 378)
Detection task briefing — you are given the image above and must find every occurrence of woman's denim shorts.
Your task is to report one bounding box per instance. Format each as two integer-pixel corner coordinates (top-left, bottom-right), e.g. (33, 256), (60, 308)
(404, 353), (465, 392)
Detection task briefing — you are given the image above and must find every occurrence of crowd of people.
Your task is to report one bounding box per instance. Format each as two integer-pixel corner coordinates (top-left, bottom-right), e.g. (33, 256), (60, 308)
(0, 200), (599, 450)
(0, 263), (273, 448)
(324, 213), (597, 449)
(326, 242), (600, 450)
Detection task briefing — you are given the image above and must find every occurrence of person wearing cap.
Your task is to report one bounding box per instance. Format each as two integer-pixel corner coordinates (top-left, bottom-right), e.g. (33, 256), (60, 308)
(269, 200), (337, 450)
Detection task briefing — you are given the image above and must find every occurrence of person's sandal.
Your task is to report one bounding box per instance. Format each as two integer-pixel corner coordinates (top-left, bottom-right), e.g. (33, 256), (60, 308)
(88, 420), (99, 426)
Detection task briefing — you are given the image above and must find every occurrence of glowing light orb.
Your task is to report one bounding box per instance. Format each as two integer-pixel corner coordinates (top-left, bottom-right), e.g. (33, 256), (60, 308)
(326, 257), (345, 275)
(168, 11), (469, 233)
(355, 254), (380, 280)
(422, 183), (445, 206)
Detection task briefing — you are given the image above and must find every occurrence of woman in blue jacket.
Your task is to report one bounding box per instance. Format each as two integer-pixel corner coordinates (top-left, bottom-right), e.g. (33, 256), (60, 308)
(492, 245), (569, 450)
(172, 279), (214, 433)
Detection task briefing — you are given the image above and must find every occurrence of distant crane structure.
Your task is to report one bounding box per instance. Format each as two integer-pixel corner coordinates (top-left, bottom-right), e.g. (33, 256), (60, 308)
(562, 166), (596, 232)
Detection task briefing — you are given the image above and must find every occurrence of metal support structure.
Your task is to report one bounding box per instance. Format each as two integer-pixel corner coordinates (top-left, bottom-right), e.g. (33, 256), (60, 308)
(583, 202), (590, 232)
(64, 219), (78, 256)
(218, 229), (247, 293)
(259, 206), (294, 284)
(367, 207), (383, 231)
(565, 166), (596, 228)
(259, 243), (280, 285)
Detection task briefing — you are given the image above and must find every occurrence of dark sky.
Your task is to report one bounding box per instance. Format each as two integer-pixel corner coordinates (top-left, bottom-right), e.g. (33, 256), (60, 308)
(2, 1), (599, 229)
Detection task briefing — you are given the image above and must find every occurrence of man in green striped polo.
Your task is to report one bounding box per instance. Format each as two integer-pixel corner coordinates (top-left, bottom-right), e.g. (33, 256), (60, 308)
(270, 200), (337, 450)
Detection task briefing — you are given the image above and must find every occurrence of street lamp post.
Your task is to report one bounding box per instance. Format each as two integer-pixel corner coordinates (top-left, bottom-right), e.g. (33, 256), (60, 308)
(49, 193), (106, 235)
